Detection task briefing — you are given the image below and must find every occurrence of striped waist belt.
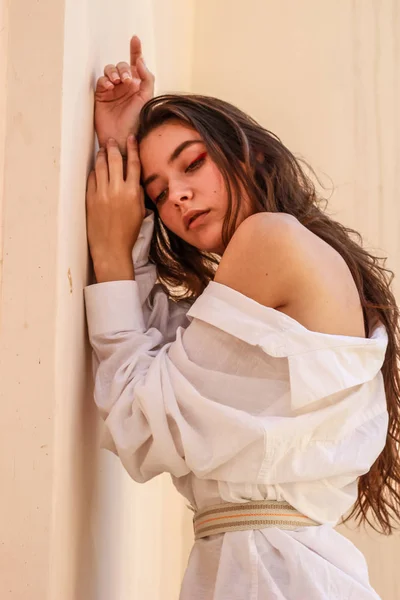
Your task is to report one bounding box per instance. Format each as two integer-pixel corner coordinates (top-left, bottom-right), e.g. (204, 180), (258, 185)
(191, 500), (319, 540)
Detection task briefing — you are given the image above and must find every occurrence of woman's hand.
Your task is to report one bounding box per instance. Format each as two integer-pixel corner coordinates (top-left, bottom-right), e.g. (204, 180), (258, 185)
(86, 136), (146, 281)
(94, 35), (155, 154)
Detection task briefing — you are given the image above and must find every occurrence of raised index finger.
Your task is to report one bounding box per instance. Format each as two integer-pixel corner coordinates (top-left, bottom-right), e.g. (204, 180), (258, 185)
(130, 35), (142, 67)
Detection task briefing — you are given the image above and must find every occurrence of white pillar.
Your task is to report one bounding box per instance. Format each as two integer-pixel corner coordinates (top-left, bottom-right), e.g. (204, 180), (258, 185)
(0, 1), (194, 598)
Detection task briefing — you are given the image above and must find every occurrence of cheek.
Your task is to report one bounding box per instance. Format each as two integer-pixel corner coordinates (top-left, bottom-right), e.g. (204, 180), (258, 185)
(203, 166), (227, 204)
(157, 205), (182, 235)
(208, 165), (224, 190)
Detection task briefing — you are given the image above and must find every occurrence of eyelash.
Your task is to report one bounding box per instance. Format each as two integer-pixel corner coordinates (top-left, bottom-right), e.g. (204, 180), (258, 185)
(154, 153), (207, 204)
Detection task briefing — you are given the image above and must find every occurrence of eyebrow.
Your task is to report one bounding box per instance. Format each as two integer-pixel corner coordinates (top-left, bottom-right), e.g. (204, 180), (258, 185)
(142, 139), (204, 188)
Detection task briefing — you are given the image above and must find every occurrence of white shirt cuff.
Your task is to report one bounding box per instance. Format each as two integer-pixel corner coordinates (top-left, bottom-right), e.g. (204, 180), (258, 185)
(84, 280), (145, 337)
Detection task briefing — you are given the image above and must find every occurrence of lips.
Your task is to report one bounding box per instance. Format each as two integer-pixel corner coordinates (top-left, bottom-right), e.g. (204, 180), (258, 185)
(190, 211), (206, 225)
(184, 209), (210, 229)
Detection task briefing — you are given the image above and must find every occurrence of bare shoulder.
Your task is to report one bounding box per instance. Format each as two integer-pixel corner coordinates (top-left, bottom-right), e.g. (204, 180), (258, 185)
(214, 211), (366, 337)
(220, 211), (303, 255)
(214, 211), (310, 309)
(229, 211), (298, 245)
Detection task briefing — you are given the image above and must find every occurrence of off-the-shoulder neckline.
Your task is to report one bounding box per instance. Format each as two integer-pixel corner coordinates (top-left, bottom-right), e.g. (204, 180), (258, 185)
(208, 280), (383, 344)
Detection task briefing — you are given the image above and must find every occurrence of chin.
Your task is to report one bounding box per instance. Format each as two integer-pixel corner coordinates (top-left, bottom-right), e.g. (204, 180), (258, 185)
(190, 231), (224, 254)
(195, 240), (224, 255)
(193, 221), (225, 254)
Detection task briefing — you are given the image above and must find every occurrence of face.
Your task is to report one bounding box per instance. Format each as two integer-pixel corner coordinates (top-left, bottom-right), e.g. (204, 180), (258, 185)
(139, 120), (253, 255)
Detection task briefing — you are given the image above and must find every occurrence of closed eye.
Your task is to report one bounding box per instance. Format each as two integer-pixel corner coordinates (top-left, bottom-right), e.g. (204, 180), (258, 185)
(154, 152), (207, 204)
(185, 152), (207, 172)
(155, 189), (167, 204)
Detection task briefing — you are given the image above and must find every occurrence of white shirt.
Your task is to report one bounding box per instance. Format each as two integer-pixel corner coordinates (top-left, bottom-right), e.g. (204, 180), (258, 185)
(84, 211), (388, 599)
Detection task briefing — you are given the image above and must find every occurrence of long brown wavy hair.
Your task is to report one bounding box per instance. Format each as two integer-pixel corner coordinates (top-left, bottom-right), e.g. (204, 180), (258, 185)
(136, 93), (400, 535)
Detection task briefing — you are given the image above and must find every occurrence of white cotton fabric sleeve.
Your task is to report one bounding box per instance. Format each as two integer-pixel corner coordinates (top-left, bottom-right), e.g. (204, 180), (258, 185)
(84, 279), (193, 482)
(84, 280), (146, 337)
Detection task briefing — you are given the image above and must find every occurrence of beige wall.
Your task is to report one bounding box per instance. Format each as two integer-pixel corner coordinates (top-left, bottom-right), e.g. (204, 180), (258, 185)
(190, 1), (400, 599)
(0, 0), (65, 597)
(0, 0), (398, 598)
(0, 0), (8, 300)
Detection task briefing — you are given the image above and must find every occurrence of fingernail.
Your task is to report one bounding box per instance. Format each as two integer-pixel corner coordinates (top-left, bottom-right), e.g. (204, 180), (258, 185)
(105, 81), (114, 89)
(122, 72), (131, 81)
(111, 73), (120, 82)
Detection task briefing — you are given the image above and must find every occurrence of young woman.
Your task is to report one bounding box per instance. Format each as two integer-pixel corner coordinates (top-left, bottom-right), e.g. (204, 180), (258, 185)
(84, 36), (400, 599)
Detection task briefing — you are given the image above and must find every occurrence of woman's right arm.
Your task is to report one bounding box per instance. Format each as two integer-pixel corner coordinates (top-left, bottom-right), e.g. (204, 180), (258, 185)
(84, 278), (192, 482)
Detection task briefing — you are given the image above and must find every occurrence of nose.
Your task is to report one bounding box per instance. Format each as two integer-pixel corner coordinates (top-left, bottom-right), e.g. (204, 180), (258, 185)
(169, 182), (193, 206)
